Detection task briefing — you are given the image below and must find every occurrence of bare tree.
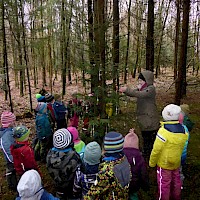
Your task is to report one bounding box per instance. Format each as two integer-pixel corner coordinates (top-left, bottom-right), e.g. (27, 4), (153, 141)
(146, 0), (154, 71)
(175, 0), (190, 104)
(2, 0), (13, 111)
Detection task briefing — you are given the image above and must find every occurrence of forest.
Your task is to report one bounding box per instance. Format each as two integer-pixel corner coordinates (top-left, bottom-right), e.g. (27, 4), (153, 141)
(0, 0), (200, 199)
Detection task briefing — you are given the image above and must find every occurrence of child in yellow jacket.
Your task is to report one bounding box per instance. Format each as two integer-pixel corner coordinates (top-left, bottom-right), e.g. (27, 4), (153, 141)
(149, 104), (189, 200)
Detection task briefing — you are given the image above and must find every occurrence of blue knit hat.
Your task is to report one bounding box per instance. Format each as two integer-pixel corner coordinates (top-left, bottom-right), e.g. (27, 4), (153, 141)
(104, 132), (124, 153)
(84, 142), (101, 165)
(36, 94), (46, 102)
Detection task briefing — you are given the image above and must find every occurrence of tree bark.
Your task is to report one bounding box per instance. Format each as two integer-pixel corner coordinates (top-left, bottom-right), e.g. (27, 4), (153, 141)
(175, 0), (190, 104)
(2, 0), (13, 111)
(174, 0), (180, 80)
(124, 0), (131, 84)
(19, 0), (33, 111)
(113, 0), (119, 90)
(146, 0), (154, 71)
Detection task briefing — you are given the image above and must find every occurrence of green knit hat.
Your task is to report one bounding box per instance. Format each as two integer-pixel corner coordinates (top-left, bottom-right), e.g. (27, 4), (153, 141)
(36, 94), (42, 99)
(13, 125), (30, 142)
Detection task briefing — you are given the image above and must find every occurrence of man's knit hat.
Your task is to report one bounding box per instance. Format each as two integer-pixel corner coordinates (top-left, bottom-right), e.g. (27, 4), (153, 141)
(104, 131), (124, 153)
(1, 111), (16, 128)
(13, 125), (30, 142)
(53, 128), (73, 149)
(17, 170), (44, 200)
(124, 131), (139, 149)
(45, 93), (54, 103)
(162, 104), (181, 121)
(67, 126), (79, 144)
(84, 141), (101, 165)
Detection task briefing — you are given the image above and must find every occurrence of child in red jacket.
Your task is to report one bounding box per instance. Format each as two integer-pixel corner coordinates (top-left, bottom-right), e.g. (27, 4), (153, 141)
(10, 125), (40, 176)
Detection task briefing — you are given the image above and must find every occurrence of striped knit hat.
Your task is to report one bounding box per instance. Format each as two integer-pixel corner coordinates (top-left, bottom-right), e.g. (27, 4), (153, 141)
(104, 131), (124, 153)
(1, 111), (16, 128)
(45, 93), (54, 103)
(13, 125), (30, 142)
(53, 128), (73, 149)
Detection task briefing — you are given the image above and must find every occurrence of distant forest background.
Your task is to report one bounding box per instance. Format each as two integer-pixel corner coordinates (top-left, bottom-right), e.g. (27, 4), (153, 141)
(0, 0), (199, 116)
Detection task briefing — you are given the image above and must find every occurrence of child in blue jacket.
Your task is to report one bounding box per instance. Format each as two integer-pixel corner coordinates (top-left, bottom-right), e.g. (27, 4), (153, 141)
(0, 111), (17, 190)
(35, 102), (53, 163)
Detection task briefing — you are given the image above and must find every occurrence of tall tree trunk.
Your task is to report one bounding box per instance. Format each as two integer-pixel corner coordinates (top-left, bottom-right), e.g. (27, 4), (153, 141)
(19, 0), (33, 111)
(61, 0), (73, 96)
(88, 0), (96, 93)
(40, 0), (46, 87)
(14, 0), (24, 96)
(2, 0), (13, 111)
(155, 0), (172, 77)
(175, 0), (190, 104)
(133, 0), (143, 78)
(146, 0), (154, 71)
(174, 0), (180, 80)
(94, 0), (106, 117)
(61, 0), (66, 96)
(113, 0), (119, 90)
(196, 3), (199, 76)
(124, 0), (131, 84)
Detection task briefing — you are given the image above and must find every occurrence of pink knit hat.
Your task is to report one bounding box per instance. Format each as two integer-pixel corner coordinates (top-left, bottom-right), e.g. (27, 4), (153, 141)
(1, 111), (16, 128)
(124, 130), (139, 149)
(67, 126), (80, 144)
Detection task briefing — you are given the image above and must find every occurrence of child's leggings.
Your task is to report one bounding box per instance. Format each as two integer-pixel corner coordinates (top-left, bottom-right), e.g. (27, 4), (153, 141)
(157, 167), (182, 200)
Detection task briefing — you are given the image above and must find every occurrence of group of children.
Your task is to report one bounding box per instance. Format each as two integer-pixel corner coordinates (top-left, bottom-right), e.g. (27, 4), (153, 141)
(0, 91), (194, 200)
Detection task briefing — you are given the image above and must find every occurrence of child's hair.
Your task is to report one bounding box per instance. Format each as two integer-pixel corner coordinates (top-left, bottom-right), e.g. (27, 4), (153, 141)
(180, 104), (190, 116)
(1, 111), (16, 128)
(13, 125), (30, 142)
(54, 94), (61, 101)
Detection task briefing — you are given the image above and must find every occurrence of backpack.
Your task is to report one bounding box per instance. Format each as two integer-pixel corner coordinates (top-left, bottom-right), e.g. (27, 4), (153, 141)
(46, 149), (82, 190)
(85, 156), (131, 199)
(35, 113), (52, 139)
(53, 102), (67, 121)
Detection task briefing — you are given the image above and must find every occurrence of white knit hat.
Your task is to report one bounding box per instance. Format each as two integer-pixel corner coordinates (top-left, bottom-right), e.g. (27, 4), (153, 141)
(17, 170), (44, 200)
(162, 104), (181, 121)
(53, 128), (73, 149)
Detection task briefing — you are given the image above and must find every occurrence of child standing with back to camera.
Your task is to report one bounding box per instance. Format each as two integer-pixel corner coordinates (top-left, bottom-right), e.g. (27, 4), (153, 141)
(0, 111), (17, 190)
(149, 104), (189, 200)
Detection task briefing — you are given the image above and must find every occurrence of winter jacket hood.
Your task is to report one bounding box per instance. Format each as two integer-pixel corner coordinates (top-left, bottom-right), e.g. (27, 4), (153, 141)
(17, 169), (44, 200)
(141, 70), (154, 86)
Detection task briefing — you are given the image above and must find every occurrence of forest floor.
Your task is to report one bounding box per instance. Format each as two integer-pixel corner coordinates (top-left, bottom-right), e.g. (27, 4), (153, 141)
(0, 68), (200, 199)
